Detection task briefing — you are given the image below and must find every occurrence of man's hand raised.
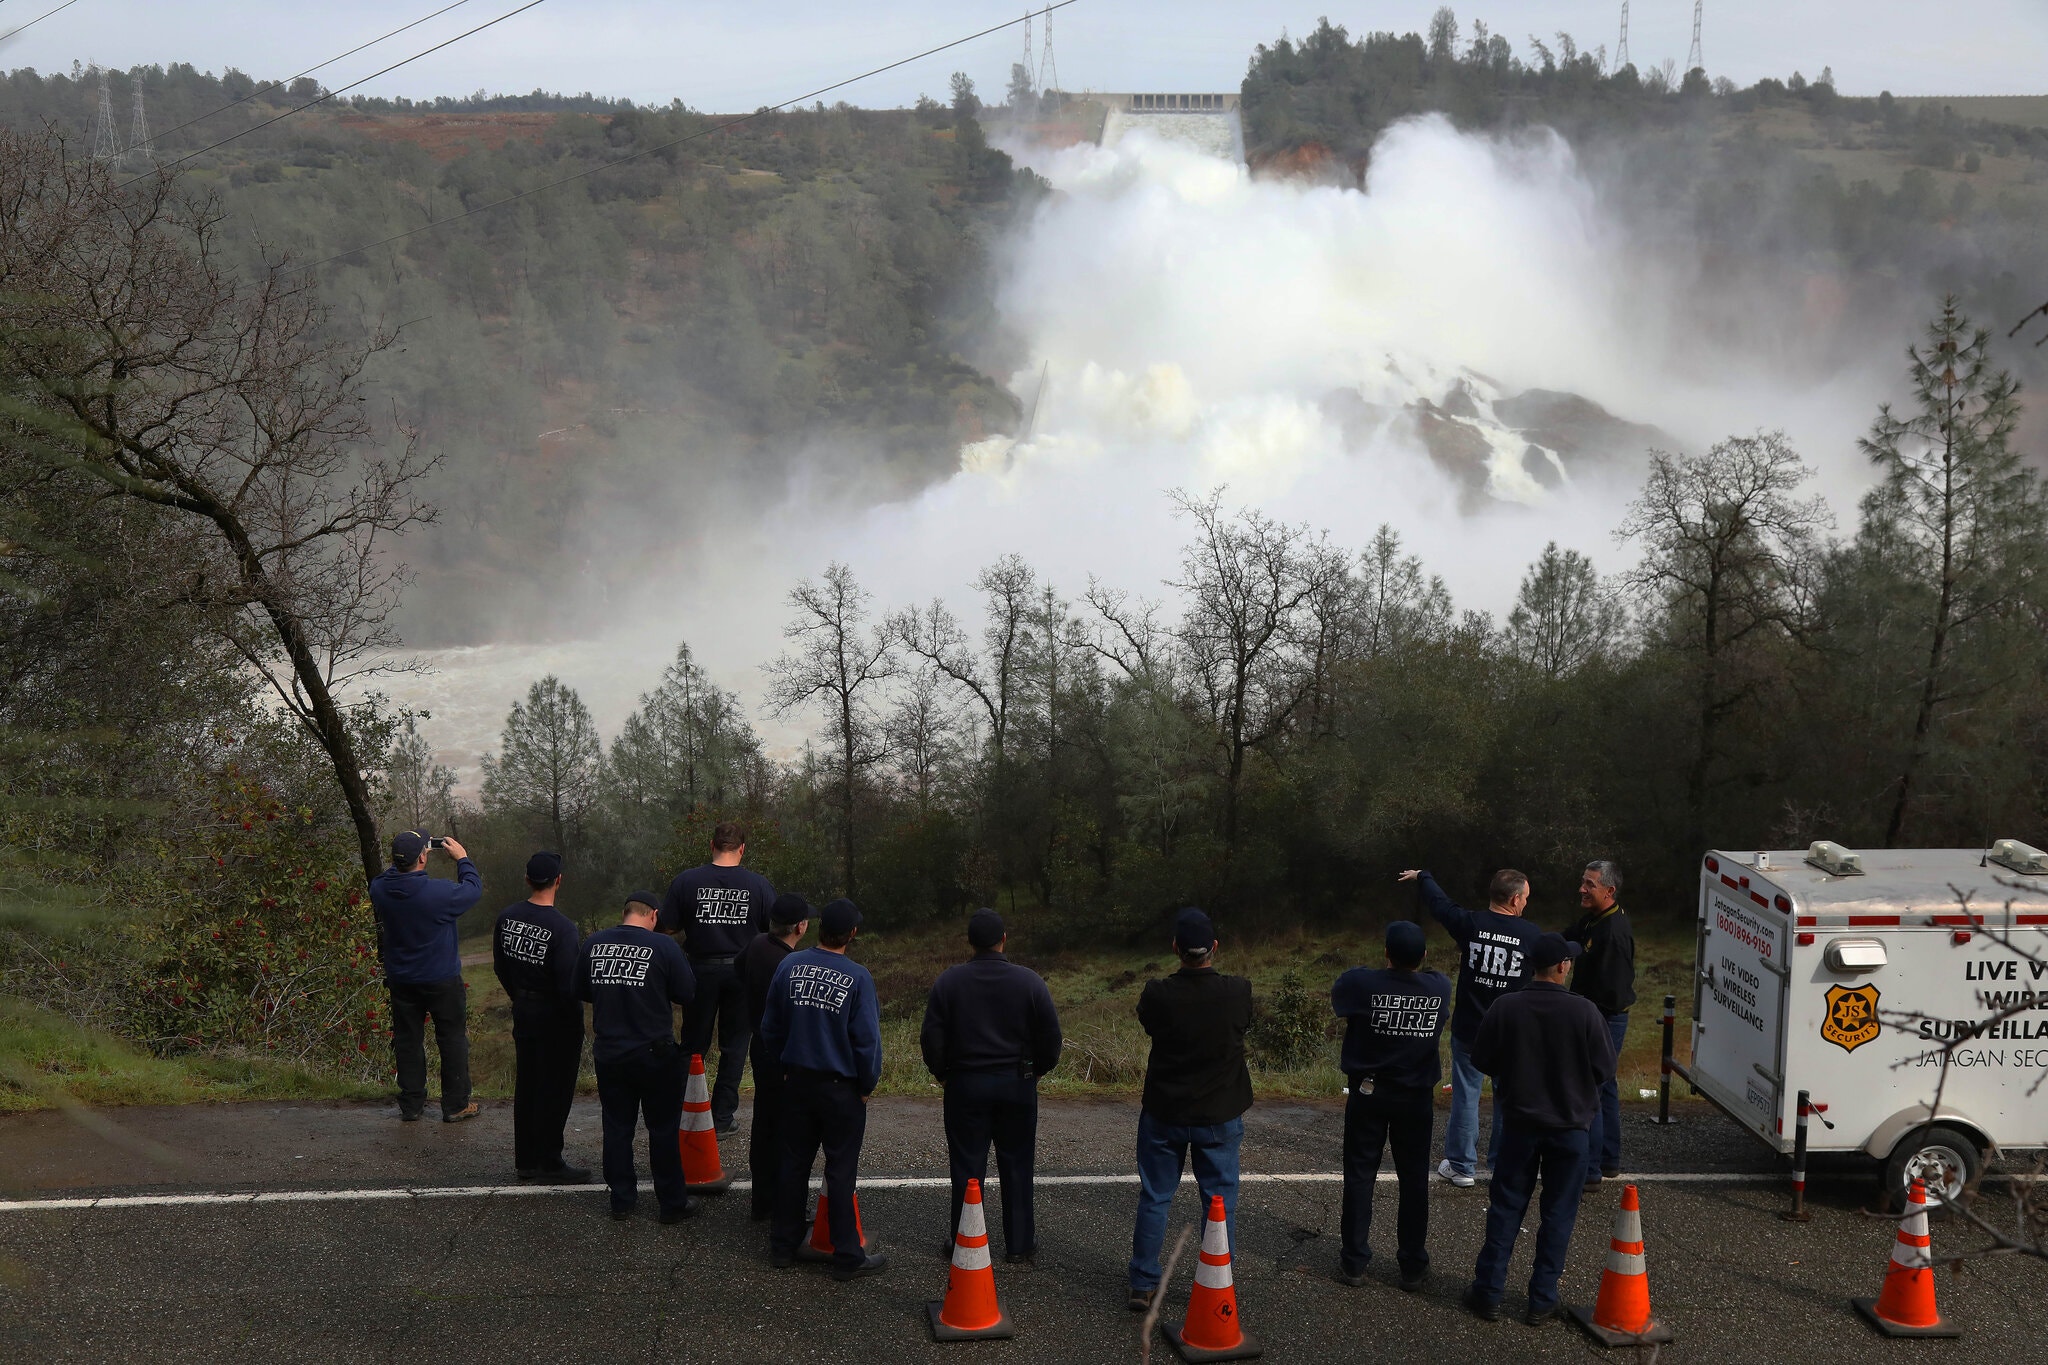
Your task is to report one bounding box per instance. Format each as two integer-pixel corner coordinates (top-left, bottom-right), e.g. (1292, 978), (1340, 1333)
(439, 838), (469, 861)
(1396, 869), (1421, 882)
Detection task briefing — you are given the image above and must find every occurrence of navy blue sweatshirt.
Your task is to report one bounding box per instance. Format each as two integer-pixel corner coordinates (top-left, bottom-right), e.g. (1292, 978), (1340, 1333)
(920, 951), (1063, 1081)
(491, 900), (580, 1001)
(575, 924), (696, 1064)
(1330, 965), (1451, 1091)
(659, 863), (777, 957)
(1416, 872), (1543, 1043)
(368, 859), (483, 985)
(1471, 980), (1617, 1130)
(758, 947), (883, 1094)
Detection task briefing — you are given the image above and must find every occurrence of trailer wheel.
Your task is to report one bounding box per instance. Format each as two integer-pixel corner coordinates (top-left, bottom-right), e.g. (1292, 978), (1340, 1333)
(1883, 1124), (1982, 1210)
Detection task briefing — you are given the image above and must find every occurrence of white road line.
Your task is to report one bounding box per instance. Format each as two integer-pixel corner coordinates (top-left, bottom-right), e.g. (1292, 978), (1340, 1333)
(0, 1170), (1788, 1213)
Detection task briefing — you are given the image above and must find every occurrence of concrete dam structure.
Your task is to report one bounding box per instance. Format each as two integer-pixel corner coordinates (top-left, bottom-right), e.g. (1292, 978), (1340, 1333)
(1093, 92), (1245, 163)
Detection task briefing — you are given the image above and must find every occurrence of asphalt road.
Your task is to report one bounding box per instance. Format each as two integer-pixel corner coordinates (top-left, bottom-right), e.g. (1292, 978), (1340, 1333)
(1, 1099), (2040, 1363)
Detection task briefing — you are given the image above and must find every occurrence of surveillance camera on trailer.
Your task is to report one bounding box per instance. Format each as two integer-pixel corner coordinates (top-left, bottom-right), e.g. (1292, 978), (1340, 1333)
(1677, 842), (2048, 1208)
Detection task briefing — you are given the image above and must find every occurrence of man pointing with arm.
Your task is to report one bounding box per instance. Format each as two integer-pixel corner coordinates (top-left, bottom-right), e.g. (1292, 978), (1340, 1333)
(1398, 867), (1542, 1187)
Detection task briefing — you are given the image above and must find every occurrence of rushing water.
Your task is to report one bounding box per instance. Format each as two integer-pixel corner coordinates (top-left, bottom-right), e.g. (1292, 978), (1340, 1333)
(389, 116), (1887, 788)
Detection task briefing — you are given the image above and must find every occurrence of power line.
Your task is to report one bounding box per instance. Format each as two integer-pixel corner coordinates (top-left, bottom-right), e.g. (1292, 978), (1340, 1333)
(0, 0), (86, 47)
(120, 0), (547, 187)
(307, 0), (1081, 272)
(148, 0), (476, 148)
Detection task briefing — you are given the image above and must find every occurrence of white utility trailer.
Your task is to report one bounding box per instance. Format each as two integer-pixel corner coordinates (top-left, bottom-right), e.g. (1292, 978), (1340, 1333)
(1680, 841), (2048, 1205)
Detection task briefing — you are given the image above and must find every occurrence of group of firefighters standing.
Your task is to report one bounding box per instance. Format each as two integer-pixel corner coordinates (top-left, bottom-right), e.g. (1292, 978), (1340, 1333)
(367, 822), (1637, 1321)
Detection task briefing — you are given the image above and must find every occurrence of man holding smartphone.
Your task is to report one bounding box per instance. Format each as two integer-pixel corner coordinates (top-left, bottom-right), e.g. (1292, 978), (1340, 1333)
(369, 828), (484, 1123)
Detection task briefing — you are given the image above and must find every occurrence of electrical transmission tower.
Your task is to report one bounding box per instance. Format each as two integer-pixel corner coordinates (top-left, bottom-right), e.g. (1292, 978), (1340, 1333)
(1614, 1), (1630, 71)
(1020, 10), (1033, 90)
(1687, 0), (1703, 72)
(1036, 4), (1061, 100)
(128, 80), (153, 165)
(90, 65), (119, 161)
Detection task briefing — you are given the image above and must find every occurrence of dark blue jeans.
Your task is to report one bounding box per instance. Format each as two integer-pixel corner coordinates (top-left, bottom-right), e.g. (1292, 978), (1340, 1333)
(595, 1043), (686, 1215)
(1471, 1121), (1590, 1314)
(1129, 1111), (1242, 1291)
(944, 1070), (1040, 1255)
(1585, 1013), (1629, 1174)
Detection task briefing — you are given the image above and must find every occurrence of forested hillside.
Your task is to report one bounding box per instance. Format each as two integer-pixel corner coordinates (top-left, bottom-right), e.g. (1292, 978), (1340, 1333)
(1240, 13), (2048, 395)
(0, 63), (1031, 641)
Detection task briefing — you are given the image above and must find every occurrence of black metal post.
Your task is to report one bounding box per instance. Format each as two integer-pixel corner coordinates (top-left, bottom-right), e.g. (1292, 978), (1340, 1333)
(1651, 993), (1679, 1125)
(1780, 1089), (1812, 1221)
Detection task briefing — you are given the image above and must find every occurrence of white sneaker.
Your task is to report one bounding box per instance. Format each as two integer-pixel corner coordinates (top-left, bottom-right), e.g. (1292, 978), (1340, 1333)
(1436, 1159), (1476, 1188)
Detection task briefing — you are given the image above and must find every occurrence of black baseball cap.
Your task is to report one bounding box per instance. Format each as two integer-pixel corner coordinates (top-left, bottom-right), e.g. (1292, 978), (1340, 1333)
(819, 898), (862, 938)
(390, 829), (431, 865)
(770, 892), (812, 927)
(1174, 907), (1216, 952)
(1531, 932), (1583, 971)
(526, 851), (563, 883)
(967, 908), (1005, 950)
(625, 889), (661, 914)
(1386, 920), (1426, 965)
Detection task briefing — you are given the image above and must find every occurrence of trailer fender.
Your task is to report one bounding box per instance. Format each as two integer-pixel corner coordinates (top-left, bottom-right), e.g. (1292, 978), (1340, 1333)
(1863, 1103), (1990, 1161)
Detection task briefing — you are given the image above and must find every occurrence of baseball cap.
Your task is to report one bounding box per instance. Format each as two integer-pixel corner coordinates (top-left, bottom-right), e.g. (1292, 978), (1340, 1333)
(525, 851), (563, 884)
(390, 829), (431, 865)
(1531, 932), (1583, 970)
(1173, 907), (1216, 953)
(1386, 920), (1426, 965)
(819, 898), (862, 938)
(967, 908), (1005, 949)
(770, 892), (812, 927)
(624, 889), (661, 914)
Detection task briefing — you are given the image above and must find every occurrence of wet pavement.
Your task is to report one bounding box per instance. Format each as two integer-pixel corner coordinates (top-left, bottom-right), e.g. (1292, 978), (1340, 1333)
(1, 1097), (2038, 1362)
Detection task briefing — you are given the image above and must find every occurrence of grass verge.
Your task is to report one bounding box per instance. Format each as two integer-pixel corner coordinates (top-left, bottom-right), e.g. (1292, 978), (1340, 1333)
(0, 998), (381, 1113)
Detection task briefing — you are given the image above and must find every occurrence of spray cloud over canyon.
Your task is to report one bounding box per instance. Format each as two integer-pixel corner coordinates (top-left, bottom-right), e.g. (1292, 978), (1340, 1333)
(396, 114), (1895, 782)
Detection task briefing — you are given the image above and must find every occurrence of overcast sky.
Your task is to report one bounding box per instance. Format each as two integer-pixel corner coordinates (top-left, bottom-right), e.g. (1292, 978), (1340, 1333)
(3, 1), (2041, 113)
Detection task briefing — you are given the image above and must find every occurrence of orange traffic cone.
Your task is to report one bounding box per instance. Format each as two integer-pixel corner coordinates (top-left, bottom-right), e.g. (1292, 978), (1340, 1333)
(1161, 1195), (1261, 1362)
(677, 1053), (732, 1193)
(1567, 1185), (1674, 1347)
(1852, 1179), (1961, 1338)
(796, 1190), (873, 1263)
(926, 1179), (1014, 1341)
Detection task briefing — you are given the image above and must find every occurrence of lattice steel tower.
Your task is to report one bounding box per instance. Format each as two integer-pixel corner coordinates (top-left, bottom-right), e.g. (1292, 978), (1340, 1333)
(1036, 4), (1062, 100)
(129, 79), (153, 165)
(90, 65), (119, 160)
(1615, 1), (1630, 71)
(1687, 0), (1703, 72)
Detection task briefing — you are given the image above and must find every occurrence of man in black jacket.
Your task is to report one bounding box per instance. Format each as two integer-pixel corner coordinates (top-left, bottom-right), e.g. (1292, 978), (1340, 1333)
(920, 908), (1063, 1263)
(490, 851), (588, 1183)
(1330, 920), (1450, 1291)
(659, 821), (777, 1134)
(1565, 860), (1635, 1189)
(1125, 908), (1254, 1314)
(739, 892), (809, 1220)
(1465, 933), (1617, 1326)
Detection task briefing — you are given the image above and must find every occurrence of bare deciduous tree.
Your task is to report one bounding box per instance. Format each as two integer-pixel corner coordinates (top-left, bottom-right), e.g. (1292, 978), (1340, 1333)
(0, 130), (434, 880)
(1166, 489), (1343, 852)
(765, 563), (895, 894)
